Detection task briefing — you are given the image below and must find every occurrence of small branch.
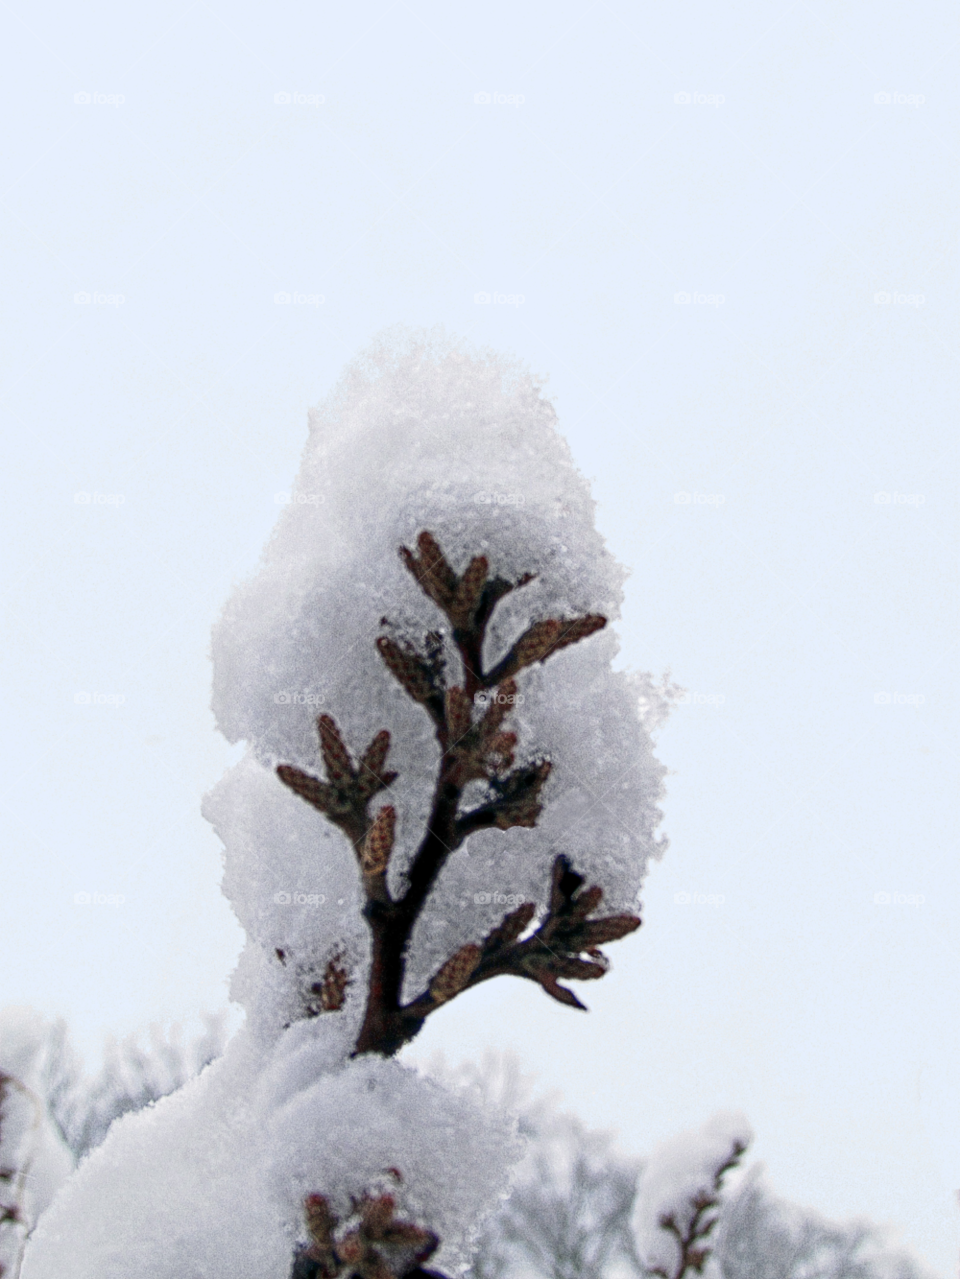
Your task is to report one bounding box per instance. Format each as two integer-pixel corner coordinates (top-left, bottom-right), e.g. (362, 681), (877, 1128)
(648, 1141), (747, 1279)
(452, 760), (552, 846)
(278, 531), (618, 1058)
(485, 614), (607, 686)
(278, 716), (398, 855)
(402, 855), (640, 1027)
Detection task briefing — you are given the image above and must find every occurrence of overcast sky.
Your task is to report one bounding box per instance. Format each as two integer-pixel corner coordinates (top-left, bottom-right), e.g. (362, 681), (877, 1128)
(0, 1), (956, 1272)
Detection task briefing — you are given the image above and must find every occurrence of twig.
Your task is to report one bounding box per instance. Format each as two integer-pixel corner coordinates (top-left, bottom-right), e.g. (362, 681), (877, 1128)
(277, 531), (637, 1057)
(646, 1142), (747, 1279)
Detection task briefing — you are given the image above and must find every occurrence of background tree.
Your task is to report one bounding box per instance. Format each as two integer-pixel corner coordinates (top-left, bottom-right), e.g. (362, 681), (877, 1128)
(461, 1069), (933, 1279)
(3, 1022), (934, 1279)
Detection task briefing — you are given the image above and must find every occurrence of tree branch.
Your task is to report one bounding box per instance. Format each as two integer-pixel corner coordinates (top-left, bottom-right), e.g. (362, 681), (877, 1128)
(276, 531), (623, 1058)
(646, 1140), (747, 1279)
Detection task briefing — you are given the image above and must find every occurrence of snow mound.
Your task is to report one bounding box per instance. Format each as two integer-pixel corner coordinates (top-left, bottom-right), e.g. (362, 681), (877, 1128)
(22, 1027), (520, 1279)
(209, 326), (669, 1025)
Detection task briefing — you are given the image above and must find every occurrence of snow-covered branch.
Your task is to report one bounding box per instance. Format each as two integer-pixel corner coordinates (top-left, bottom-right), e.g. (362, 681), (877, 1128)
(277, 530), (639, 1056)
(632, 1114), (751, 1279)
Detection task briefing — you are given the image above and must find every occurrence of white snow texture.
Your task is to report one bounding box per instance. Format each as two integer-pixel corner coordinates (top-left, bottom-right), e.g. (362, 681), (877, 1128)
(631, 1111), (753, 1276)
(210, 326), (669, 1020)
(22, 328), (668, 1279)
(22, 1021), (519, 1279)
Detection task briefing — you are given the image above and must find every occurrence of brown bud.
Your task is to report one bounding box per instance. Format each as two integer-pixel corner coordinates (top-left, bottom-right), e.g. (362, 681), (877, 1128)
(376, 637), (435, 704)
(444, 686), (473, 744)
(360, 728), (391, 777)
(335, 1231), (364, 1265)
(579, 914), (641, 945)
(518, 615), (606, 667)
(318, 714), (355, 783)
(476, 679), (519, 739)
(493, 760), (551, 829)
(357, 730), (398, 799)
(565, 884), (604, 921)
(400, 531), (458, 610)
(485, 731), (517, 771)
(276, 765), (338, 815)
(485, 902), (536, 950)
(305, 1193), (336, 1246)
(359, 1193), (396, 1238)
(451, 554), (489, 627)
(429, 943), (482, 1004)
(535, 971), (588, 1010)
(553, 956), (608, 980)
(317, 952), (350, 1011)
(361, 805), (396, 875)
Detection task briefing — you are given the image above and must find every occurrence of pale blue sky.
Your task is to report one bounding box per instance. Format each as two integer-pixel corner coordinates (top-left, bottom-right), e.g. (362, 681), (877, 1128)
(0, 1), (956, 1271)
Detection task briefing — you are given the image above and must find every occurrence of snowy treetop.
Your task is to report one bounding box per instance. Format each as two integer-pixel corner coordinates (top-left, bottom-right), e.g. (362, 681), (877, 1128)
(207, 328), (670, 1039)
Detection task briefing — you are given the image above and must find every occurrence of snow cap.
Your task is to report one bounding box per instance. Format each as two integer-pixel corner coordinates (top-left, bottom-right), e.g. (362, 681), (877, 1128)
(208, 326), (669, 1027)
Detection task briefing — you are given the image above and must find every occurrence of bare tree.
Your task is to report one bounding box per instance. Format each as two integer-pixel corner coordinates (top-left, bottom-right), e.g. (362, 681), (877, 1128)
(715, 1170), (931, 1279)
(493, 1117), (640, 1279)
(465, 1081), (931, 1279)
(460, 1057), (641, 1279)
(37, 1015), (227, 1161)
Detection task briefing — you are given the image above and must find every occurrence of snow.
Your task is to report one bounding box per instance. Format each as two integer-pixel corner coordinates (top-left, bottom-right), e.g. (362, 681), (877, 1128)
(21, 1026), (520, 1279)
(202, 750), (369, 1047)
(631, 1111), (753, 1277)
(209, 326), (670, 1022)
